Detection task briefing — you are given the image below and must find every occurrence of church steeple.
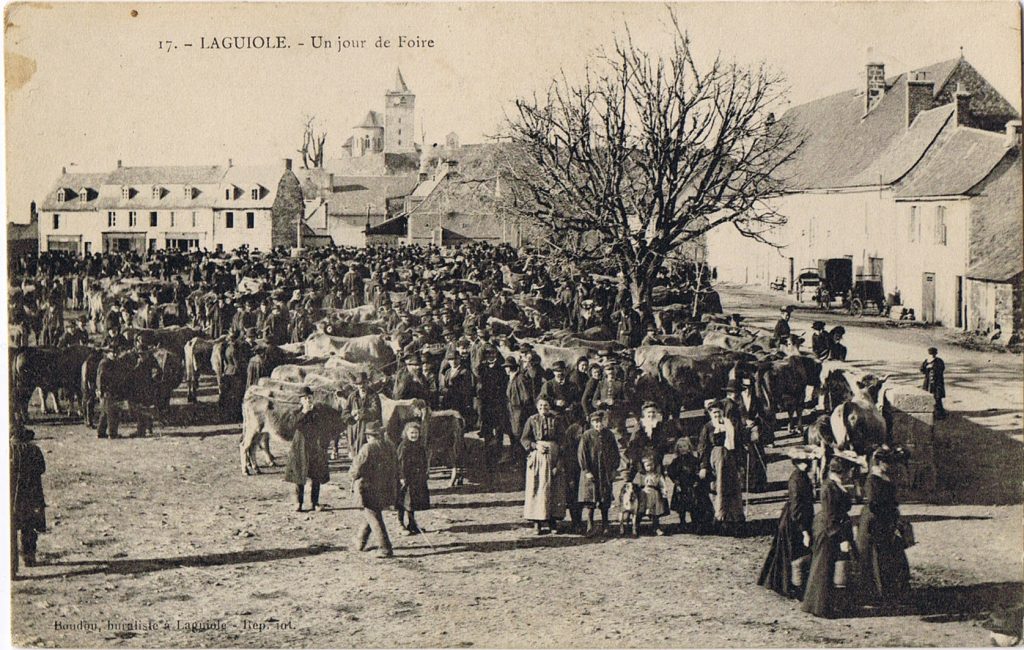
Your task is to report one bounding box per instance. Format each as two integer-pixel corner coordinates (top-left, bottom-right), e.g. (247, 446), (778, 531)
(392, 67), (410, 94)
(384, 67), (416, 154)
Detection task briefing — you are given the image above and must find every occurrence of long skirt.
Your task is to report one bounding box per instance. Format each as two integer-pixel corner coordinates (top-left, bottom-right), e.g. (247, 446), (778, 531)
(524, 441), (566, 521)
(857, 521), (910, 606)
(757, 501), (808, 598)
(711, 446), (744, 522)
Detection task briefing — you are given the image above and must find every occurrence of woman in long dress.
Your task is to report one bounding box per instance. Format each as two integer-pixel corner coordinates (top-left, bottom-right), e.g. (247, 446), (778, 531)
(697, 400), (745, 534)
(801, 457), (858, 618)
(521, 396), (566, 535)
(758, 453), (815, 598)
(857, 446), (911, 608)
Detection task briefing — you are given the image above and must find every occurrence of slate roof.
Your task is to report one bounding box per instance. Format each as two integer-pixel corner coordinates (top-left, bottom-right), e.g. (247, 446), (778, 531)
(106, 165), (223, 186)
(777, 58), (1016, 191)
(365, 214), (408, 236)
(39, 173), (111, 210)
(298, 171), (418, 217)
(896, 128), (1013, 199)
(356, 111), (384, 129)
(966, 150), (1023, 281)
(391, 67), (410, 94)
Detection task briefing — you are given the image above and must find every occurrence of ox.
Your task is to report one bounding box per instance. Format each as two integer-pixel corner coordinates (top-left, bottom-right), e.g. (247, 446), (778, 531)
(657, 347), (756, 412)
(13, 345), (93, 420)
(380, 395), (466, 487)
(755, 354), (823, 441)
(302, 333), (396, 371)
(239, 383), (349, 475)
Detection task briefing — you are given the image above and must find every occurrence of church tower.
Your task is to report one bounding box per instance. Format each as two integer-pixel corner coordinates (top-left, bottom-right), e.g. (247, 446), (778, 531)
(384, 67), (416, 154)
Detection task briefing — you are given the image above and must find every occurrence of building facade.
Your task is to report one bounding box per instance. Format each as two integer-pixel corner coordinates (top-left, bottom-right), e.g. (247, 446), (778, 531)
(37, 159), (303, 254)
(707, 56), (1021, 334)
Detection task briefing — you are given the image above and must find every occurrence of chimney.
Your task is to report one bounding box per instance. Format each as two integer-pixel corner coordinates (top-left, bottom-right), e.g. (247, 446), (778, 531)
(906, 71), (935, 127)
(228, 158), (233, 167)
(954, 82), (973, 127)
(61, 166), (66, 175)
(282, 158), (292, 171)
(116, 159), (122, 168)
(865, 54), (886, 113)
(327, 173), (334, 192)
(1005, 120), (1022, 148)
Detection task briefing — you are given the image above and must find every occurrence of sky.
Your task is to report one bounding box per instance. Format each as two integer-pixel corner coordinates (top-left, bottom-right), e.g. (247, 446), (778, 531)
(5, 1), (1021, 223)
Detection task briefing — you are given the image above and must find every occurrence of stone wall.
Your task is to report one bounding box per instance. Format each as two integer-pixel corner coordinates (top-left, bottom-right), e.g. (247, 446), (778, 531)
(884, 384), (938, 497)
(271, 169), (303, 249)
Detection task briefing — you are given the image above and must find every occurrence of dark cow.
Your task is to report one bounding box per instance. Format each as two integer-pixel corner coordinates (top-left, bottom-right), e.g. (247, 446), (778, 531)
(657, 347), (756, 412)
(13, 346), (94, 420)
(756, 354), (823, 440)
(81, 347), (183, 432)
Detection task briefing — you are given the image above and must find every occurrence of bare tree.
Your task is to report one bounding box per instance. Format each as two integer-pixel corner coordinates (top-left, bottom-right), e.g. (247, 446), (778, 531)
(297, 115), (327, 169)
(499, 15), (801, 307)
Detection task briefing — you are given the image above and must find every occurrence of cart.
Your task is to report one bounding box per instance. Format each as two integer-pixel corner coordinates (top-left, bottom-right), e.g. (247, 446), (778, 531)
(848, 274), (887, 316)
(815, 258), (853, 310)
(795, 268), (821, 303)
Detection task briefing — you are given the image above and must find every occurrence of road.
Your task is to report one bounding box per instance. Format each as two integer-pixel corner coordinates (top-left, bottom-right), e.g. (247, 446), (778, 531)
(10, 284), (1023, 648)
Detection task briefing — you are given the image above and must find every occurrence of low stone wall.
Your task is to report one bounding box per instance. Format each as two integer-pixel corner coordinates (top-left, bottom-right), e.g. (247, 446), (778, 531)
(884, 384), (937, 497)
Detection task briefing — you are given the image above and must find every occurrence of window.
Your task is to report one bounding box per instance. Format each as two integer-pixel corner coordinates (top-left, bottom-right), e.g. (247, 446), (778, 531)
(170, 212), (175, 227)
(129, 211), (137, 227)
(184, 185), (193, 199)
(225, 212), (234, 228)
(224, 187), (232, 200)
(57, 189), (66, 202)
(122, 187), (131, 200)
(151, 186), (161, 199)
(908, 206), (919, 242)
(246, 212), (255, 229)
(191, 211), (197, 228)
(934, 206), (947, 246)
(250, 188), (259, 200)
(108, 211), (116, 227)
(52, 214), (60, 230)
(79, 189), (88, 203)
(150, 211), (158, 227)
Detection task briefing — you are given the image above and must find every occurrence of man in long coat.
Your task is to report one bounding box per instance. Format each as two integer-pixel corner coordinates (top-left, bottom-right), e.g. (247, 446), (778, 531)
(505, 357), (535, 470)
(577, 409), (621, 536)
(284, 387), (331, 512)
(920, 346), (946, 419)
(10, 424), (46, 575)
(350, 422), (400, 559)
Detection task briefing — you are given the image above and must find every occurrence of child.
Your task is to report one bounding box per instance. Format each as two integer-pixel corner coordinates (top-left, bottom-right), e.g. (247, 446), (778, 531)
(665, 437), (713, 533)
(577, 409), (621, 536)
(397, 420), (430, 535)
(632, 453), (671, 536)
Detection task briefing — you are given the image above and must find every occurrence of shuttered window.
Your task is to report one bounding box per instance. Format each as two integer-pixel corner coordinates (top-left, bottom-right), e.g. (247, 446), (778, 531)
(934, 206), (947, 246)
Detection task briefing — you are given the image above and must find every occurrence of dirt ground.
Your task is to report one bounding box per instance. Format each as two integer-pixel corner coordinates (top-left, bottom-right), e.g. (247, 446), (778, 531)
(10, 284), (1024, 648)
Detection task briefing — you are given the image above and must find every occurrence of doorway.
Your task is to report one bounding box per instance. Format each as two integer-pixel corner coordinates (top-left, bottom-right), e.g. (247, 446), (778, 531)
(921, 272), (936, 323)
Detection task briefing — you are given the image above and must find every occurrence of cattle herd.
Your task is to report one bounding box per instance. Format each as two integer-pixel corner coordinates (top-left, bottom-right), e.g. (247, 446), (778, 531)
(10, 243), (893, 512)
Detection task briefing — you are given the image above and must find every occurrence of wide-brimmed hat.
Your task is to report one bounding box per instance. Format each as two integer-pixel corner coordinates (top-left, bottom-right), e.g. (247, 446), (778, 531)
(780, 305), (794, 313)
(502, 357), (519, 370)
(811, 320), (826, 331)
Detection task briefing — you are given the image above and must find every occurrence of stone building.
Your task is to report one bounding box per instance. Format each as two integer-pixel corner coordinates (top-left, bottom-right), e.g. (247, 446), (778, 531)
(37, 159), (303, 254)
(707, 55), (1021, 336)
(341, 68), (417, 158)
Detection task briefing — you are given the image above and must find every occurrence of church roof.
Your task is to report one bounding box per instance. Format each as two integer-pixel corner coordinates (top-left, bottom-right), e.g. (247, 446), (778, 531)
(355, 111), (384, 129)
(391, 67), (410, 94)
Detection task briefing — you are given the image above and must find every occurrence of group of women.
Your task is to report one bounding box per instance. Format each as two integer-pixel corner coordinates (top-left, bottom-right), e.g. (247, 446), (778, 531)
(759, 445), (913, 618)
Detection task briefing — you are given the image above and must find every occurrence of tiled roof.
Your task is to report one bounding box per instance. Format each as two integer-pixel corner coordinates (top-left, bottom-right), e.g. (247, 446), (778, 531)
(106, 165), (224, 186)
(298, 171), (418, 217)
(776, 58), (1016, 191)
(847, 105), (953, 186)
(967, 150), (1023, 281)
(895, 128), (1012, 199)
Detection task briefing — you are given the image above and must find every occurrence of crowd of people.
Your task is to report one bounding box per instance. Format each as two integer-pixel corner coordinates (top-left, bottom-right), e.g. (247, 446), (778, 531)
(9, 242), (920, 618)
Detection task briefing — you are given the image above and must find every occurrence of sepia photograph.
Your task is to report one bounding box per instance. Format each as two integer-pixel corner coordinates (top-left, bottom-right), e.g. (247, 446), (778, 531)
(4, 1), (1023, 647)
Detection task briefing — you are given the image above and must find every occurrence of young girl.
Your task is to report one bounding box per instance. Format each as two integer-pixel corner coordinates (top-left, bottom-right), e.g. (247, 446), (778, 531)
(397, 420), (430, 535)
(632, 453), (671, 536)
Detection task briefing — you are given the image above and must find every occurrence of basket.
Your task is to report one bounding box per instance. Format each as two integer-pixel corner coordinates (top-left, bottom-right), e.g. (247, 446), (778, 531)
(833, 556), (850, 588)
(791, 554), (811, 587)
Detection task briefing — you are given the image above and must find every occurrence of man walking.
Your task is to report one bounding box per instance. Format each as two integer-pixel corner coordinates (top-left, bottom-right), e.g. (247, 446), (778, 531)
(920, 346), (947, 419)
(350, 422), (400, 559)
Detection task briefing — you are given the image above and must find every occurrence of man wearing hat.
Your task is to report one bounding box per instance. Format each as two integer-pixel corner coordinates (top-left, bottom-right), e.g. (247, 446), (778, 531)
(504, 356), (535, 470)
(771, 305), (794, 348)
(349, 421), (400, 558)
(347, 372), (383, 458)
(539, 360), (582, 424)
(10, 423), (46, 575)
(475, 347), (510, 477)
(577, 409), (621, 536)
(285, 387), (331, 512)
(96, 344), (122, 439)
(393, 354), (430, 402)
(920, 346), (946, 419)
(811, 321), (830, 360)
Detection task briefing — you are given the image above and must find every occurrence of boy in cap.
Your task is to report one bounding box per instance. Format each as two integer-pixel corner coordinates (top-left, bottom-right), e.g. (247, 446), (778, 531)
(577, 409), (620, 536)
(772, 305), (794, 348)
